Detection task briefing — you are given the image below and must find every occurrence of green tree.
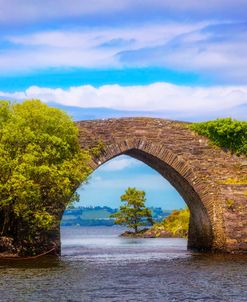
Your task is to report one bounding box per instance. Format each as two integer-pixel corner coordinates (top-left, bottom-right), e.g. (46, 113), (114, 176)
(0, 100), (91, 251)
(111, 187), (153, 233)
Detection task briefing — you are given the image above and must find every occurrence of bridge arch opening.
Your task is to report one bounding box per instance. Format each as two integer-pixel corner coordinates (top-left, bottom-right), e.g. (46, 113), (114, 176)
(123, 148), (213, 251)
(60, 145), (213, 252)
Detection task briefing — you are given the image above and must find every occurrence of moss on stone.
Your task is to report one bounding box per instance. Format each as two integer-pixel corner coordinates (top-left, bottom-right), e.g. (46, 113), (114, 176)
(223, 177), (247, 185)
(90, 140), (105, 158)
(226, 199), (235, 210)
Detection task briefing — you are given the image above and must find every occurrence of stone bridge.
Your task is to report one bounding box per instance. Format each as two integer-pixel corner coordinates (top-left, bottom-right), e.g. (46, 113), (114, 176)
(70, 117), (247, 254)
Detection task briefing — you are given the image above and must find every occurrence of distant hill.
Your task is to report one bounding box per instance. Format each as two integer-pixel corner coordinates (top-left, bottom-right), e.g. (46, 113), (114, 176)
(61, 206), (172, 227)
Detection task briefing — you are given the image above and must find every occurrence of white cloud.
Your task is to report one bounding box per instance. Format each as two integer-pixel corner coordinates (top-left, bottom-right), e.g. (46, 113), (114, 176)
(1, 22), (208, 73)
(1, 83), (247, 117)
(1, 21), (247, 82)
(100, 157), (141, 171)
(116, 24), (247, 83)
(84, 174), (171, 190)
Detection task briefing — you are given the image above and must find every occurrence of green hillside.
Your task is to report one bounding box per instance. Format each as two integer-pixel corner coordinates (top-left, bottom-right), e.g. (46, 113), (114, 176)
(61, 206), (171, 226)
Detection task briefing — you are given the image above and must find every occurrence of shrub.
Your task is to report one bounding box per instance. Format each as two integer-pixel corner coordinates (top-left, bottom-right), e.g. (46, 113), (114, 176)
(191, 118), (247, 156)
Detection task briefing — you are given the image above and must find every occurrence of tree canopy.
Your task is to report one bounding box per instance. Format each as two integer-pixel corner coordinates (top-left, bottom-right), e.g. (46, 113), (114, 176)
(111, 187), (153, 233)
(0, 100), (91, 249)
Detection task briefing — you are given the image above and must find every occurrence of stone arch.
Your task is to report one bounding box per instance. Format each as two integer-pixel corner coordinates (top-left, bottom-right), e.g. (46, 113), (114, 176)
(37, 117), (247, 255)
(85, 139), (215, 251)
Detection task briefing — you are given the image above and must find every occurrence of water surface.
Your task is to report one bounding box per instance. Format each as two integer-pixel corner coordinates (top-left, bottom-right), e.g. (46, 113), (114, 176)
(1, 226), (247, 301)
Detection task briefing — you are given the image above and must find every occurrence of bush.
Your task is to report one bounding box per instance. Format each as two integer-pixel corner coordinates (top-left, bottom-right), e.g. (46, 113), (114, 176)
(149, 208), (190, 238)
(191, 118), (247, 156)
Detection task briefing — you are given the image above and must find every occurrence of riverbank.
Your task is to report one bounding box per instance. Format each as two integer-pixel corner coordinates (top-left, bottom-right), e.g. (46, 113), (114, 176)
(120, 229), (186, 238)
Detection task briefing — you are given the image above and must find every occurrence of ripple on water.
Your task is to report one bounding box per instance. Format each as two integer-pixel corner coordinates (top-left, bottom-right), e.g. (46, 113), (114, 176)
(1, 226), (247, 302)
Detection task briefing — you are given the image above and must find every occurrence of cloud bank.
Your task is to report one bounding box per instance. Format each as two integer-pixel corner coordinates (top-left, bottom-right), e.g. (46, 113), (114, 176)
(1, 83), (246, 119)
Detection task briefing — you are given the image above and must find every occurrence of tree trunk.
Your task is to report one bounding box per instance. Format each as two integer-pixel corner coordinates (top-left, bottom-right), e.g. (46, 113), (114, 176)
(134, 225), (138, 233)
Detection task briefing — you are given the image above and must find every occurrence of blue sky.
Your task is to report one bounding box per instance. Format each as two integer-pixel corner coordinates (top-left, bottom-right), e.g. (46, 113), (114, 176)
(1, 1), (247, 121)
(0, 1), (246, 208)
(78, 155), (185, 210)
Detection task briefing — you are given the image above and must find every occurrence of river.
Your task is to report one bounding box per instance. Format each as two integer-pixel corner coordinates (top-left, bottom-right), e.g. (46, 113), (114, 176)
(1, 226), (247, 301)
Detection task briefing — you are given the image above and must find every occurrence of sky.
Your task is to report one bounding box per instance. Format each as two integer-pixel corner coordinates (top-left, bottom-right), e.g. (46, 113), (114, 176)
(78, 155), (185, 209)
(0, 1), (246, 208)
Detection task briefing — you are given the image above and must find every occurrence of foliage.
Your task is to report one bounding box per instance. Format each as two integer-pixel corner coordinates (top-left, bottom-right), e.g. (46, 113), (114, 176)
(149, 208), (190, 238)
(90, 140), (105, 158)
(111, 187), (153, 233)
(0, 100), (91, 244)
(191, 118), (247, 156)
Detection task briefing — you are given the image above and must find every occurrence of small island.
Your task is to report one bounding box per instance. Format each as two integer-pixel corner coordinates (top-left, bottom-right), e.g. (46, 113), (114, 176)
(110, 187), (189, 238)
